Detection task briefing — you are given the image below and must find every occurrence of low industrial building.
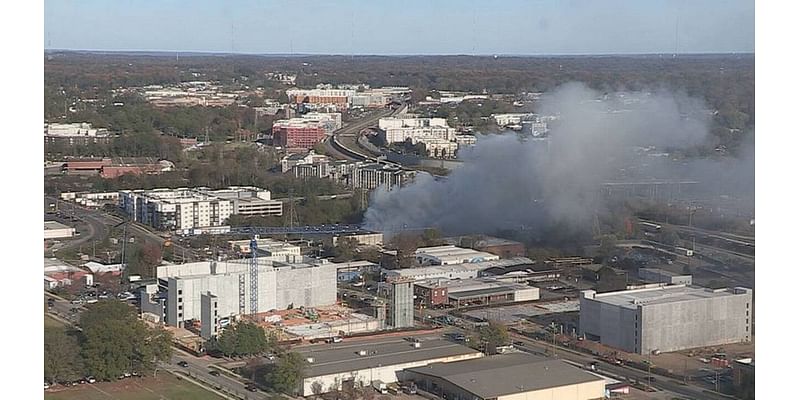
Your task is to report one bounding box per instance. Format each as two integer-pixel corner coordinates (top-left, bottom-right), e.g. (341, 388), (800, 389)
(44, 221), (75, 239)
(299, 337), (483, 396)
(581, 264), (628, 293)
(481, 259), (562, 283)
(415, 245), (500, 266)
(579, 285), (753, 354)
(157, 257), (337, 329)
(414, 278), (540, 308)
(406, 354), (605, 400)
(638, 268), (692, 285)
(327, 231), (384, 247)
(228, 238), (302, 261)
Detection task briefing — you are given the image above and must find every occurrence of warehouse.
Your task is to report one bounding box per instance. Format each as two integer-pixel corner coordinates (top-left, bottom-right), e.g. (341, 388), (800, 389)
(406, 353), (605, 400)
(638, 268), (692, 285)
(299, 337), (483, 396)
(579, 285), (753, 354)
(415, 245), (500, 266)
(44, 221), (75, 239)
(414, 278), (540, 308)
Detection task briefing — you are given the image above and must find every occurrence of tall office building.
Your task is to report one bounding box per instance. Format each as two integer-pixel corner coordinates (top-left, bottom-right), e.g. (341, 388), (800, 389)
(388, 277), (414, 328)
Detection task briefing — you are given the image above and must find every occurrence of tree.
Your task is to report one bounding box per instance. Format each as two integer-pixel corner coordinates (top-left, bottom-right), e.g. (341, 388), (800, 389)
(478, 321), (509, 355)
(265, 351), (308, 395)
(44, 327), (84, 383)
(332, 237), (359, 262)
(212, 321), (273, 357)
(80, 300), (173, 380)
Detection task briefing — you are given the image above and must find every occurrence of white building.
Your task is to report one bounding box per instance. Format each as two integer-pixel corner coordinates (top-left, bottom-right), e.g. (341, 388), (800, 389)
(281, 150), (331, 173)
(120, 186), (281, 231)
(228, 238), (302, 262)
(379, 117), (456, 144)
(299, 337), (483, 396)
(159, 257), (337, 328)
(580, 285), (753, 354)
(45, 122), (108, 137)
(415, 245), (500, 266)
(44, 221), (75, 239)
(301, 112), (343, 133)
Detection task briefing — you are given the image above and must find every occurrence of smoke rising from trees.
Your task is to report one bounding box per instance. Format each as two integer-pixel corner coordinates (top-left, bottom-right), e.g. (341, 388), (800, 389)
(364, 82), (753, 238)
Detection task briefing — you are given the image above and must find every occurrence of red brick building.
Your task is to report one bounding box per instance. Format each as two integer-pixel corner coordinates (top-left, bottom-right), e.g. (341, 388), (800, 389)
(272, 119), (327, 150)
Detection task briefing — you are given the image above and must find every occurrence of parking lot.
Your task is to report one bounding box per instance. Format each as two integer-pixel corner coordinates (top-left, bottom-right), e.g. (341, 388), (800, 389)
(462, 300), (580, 325)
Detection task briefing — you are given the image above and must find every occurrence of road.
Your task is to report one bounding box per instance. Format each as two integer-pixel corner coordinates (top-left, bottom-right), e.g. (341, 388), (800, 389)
(166, 352), (273, 400)
(324, 107), (402, 161)
(46, 195), (202, 262)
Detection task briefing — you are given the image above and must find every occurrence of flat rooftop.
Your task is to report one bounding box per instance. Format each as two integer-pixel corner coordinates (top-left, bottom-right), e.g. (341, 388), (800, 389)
(299, 337), (480, 378)
(639, 268), (689, 277)
(415, 245), (499, 261)
(407, 353), (603, 398)
(44, 221), (72, 230)
(585, 285), (752, 310)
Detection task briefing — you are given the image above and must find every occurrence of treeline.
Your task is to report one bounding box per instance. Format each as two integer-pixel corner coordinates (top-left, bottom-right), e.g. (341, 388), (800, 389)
(45, 301), (172, 384)
(46, 53), (754, 148)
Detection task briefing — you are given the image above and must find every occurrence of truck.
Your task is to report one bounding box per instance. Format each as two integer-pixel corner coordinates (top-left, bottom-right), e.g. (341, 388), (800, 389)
(372, 380), (388, 394)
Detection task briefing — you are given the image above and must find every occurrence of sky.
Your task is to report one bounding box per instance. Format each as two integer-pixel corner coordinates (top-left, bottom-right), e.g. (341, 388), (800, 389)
(44, 0), (754, 55)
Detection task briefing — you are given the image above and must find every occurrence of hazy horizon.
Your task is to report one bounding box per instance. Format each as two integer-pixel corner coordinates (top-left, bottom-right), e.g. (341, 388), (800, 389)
(45, 0), (754, 55)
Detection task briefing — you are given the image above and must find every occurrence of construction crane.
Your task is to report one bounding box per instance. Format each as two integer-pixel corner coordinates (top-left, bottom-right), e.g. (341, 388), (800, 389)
(249, 237), (259, 317)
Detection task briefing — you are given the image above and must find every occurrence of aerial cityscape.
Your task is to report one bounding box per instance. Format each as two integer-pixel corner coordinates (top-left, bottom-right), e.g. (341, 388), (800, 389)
(41, 2), (756, 400)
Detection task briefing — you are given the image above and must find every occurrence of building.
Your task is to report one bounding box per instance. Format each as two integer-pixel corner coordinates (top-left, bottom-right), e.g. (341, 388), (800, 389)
(406, 354), (605, 400)
(272, 118), (328, 150)
(299, 337), (483, 396)
(379, 117), (456, 145)
(581, 265), (628, 293)
(579, 285), (753, 354)
(120, 186), (281, 231)
(228, 238), (302, 262)
(44, 258), (88, 286)
(281, 150), (330, 173)
(200, 292), (219, 339)
(301, 112), (342, 133)
(286, 88), (355, 110)
(199, 186), (283, 217)
(480, 259), (562, 283)
(445, 236), (526, 258)
(638, 268), (692, 285)
(61, 157), (173, 178)
(44, 122), (112, 145)
(158, 258), (337, 328)
(44, 221), (75, 239)
(415, 277), (540, 308)
(415, 245), (500, 266)
(388, 277), (414, 328)
(383, 263), (490, 282)
(328, 231), (384, 247)
(60, 191), (119, 208)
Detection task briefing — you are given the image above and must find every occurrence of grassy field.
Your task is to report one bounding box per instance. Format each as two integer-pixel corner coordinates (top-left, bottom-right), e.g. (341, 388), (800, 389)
(44, 372), (225, 400)
(45, 314), (67, 329)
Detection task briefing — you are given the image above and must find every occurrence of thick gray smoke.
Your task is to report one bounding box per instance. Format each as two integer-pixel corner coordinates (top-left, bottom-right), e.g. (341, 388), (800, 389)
(364, 82), (751, 237)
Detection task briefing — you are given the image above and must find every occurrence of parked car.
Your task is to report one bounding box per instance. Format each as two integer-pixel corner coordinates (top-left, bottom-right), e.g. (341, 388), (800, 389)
(178, 361), (189, 368)
(245, 383), (258, 392)
(209, 370), (221, 377)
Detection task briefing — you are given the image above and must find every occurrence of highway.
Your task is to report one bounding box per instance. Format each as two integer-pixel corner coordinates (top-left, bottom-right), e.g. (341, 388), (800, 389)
(46, 195), (202, 263)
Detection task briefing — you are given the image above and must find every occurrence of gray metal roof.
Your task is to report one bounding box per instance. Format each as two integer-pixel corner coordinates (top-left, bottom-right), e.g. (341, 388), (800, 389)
(300, 337), (481, 378)
(407, 353), (603, 398)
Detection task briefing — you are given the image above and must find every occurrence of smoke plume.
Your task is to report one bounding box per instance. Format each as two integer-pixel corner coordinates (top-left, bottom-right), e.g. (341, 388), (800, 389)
(364, 82), (752, 238)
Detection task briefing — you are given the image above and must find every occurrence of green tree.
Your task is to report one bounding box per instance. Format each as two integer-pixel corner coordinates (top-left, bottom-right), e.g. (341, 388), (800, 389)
(44, 327), (84, 383)
(80, 300), (173, 380)
(213, 322), (273, 357)
(478, 321), (509, 355)
(265, 352), (308, 395)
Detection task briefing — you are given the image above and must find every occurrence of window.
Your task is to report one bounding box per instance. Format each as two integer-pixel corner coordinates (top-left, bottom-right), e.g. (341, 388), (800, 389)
(178, 313), (182, 318)
(178, 290), (183, 295)
(178, 305), (182, 310)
